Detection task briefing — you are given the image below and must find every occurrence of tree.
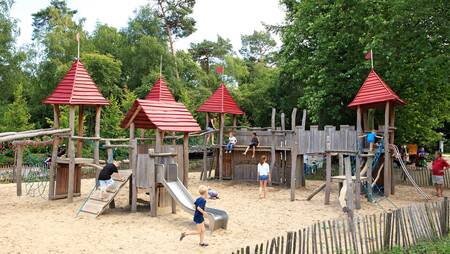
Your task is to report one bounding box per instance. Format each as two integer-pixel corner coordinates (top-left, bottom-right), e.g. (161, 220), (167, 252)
(83, 52), (122, 97)
(154, 0), (196, 79)
(240, 30), (276, 64)
(1, 83), (34, 132)
(101, 95), (126, 138)
(189, 36), (233, 73)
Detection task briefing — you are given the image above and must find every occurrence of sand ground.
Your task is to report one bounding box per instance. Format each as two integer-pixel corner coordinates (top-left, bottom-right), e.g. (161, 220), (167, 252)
(0, 172), (441, 254)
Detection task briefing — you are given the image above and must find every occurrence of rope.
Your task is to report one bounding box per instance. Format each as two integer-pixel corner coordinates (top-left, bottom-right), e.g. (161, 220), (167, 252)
(24, 163), (49, 199)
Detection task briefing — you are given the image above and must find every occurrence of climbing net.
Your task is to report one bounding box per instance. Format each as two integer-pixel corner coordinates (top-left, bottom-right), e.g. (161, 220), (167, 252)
(23, 163), (49, 199)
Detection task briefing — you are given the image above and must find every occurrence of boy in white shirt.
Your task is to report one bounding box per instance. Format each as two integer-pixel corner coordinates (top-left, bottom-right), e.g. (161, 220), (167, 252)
(226, 132), (237, 153)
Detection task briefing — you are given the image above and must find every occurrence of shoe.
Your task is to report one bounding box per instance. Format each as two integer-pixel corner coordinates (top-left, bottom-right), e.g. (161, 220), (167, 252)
(199, 243), (209, 247)
(179, 233), (186, 241)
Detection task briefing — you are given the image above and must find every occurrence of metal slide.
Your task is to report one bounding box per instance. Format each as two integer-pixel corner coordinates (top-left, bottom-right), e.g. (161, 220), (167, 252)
(390, 144), (432, 200)
(160, 176), (228, 232)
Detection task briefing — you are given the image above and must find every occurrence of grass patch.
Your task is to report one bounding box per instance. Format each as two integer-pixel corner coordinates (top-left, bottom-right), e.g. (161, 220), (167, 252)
(377, 237), (450, 254)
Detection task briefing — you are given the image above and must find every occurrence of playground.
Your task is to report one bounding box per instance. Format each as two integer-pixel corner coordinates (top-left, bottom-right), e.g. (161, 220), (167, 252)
(0, 172), (440, 254)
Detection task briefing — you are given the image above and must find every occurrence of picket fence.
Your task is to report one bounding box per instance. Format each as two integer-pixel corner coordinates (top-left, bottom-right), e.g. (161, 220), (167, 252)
(232, 198), (449, 254)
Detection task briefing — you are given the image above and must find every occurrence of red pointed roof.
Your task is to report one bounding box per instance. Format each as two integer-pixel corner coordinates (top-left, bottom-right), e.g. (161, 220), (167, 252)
(121, 99), (201, 132)
(196, 83), (244, 115)
(348, 69), (405, 108)
(43, 59), (109, 106)
(145, 78), (176, 102)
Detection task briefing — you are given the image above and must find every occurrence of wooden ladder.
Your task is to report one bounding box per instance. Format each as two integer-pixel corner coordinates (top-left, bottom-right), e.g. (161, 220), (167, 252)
(77, 170), (132, 217)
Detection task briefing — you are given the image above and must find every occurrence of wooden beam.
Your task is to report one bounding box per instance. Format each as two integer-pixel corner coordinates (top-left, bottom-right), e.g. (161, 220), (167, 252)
(270, 108), (276, 179)
(362, 108), (369, 132)
(183, 133), (189, 186)
(124, 105), (142, 129)
(389, 106), (396, 195)
(15, 145), (23, 196)
(94, 106), (101, 165)
(218, 113), (224, 180)
(130, 139), (137, 212)
(384, 102), (391, 197)
(128, 122), (135, 209)
(0, 128), (71, 143)
(232, 115), (237, 131)
(290, 108), (298, 201)
(67, 106), (76, 202)
(324, 153), (331, 205)
(77, 105), (84, 157)
(202, 113), (209, 181)
(155, 129), (162, 152)
(345, 156), (353, 212)
(355, 106), (362, 209)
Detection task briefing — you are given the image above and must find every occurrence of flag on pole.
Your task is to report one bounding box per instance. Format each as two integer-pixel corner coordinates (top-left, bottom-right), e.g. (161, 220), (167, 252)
(215, 66), (224, 74)
(364, 50), (372, 60)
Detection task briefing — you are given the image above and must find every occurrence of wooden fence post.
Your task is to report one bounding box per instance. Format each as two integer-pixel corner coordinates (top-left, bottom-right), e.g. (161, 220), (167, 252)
(67, 105), (76, 202)
(202, 113), (209, 180)
(290, 108), (298, 201)
(270, 108), (276, 181)
(324, 153), (331, 205)
(15, 145), (23, 196)
(218, 113), (224, 180)
(441, 197), (449, 236)
(94, 106), (101, 165)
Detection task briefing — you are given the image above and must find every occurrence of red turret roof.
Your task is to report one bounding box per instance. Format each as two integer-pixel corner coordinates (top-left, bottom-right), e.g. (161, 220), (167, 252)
(43, 59), (109, 106)
(348, 69), (405, 108)
(145, 78), (176, 102)
(197, 83), (244, 115)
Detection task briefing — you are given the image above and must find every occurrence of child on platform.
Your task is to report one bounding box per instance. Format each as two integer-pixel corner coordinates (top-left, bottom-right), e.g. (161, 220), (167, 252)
(360, 130), (383, 153)
(98, 161), (121, 197)
(226, 132), (237, 153)
(257, 155), (271, 198)
(432, 151), (449, 197)
(180, 185), (209, 247)
(243, 132), (259, 158)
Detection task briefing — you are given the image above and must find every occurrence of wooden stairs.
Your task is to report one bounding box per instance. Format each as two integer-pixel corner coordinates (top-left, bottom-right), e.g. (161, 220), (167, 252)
(77, 170), (132, 217)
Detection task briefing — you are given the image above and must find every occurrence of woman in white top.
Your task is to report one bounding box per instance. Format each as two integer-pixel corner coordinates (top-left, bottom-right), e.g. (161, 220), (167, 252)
(257, 155), (271, 198)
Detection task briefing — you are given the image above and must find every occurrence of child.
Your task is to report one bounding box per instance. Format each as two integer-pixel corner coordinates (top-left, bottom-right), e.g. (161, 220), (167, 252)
(226, 132), (237, 153)
(243, 132), (259, 158)
(432, 151), (449, 197)
(257, 155), (271, 198)
(180, 185), (209, 247)
(206, 114), (216, 145)
(98, 161), (121, 197)
(208, 186), (219, 199)
(360, 130), (383, 153)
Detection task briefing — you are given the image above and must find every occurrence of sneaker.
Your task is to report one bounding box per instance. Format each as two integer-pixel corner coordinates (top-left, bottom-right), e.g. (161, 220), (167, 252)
(199, 243), (209, 247)
(179, 233), (186, 241)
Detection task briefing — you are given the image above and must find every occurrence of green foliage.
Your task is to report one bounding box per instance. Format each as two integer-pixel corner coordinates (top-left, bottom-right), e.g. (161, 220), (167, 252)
(0, 83), (35, 132)
(82, 52), (122, 97)
(189, 35), (233, 73)
(153, 0), (196, 39)
(377, 237), (450, 254)
(240, 30), (276, 64)
(101, 95), (126, 138)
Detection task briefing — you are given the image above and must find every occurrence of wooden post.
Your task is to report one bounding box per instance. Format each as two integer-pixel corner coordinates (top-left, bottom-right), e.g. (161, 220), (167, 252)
(105, 140), (113, 163)
(281, 113), (286, 184)
(15, 145), (23, 196)
(367, 155), (373, 202)
(94, 106), (101, 165)
(298, 109), (305, 187)
(389, 107), (396, 195)
(290, 108), (298, 201)
(325, 153), (332, 205)
(270, 108), (276, 178)
(202, 113), (209, 181)
(76, 105), (84, 157)
(384, 102), (391, 197)
(67, 105), (76, 202)
(183, 132), (189, 186)
(128, 122), (135, 207)
(130, 139), (137, 212)
(155, 129), (162, 152)
(355, 106), (362, 209)
(232, 114), (237, 130)
(339, 154), (344, 175)
(362, 109), (369, 132)
(345, 156), (353, 212)
(48, 105), (60, 199)
(218, 113), (224, 180)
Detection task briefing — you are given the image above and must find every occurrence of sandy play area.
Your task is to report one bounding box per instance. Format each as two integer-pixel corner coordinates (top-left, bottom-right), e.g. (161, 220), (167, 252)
(0, 172), (440, 254)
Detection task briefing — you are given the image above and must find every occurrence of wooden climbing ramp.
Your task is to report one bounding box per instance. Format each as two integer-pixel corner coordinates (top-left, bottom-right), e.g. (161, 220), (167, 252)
(77, 170), (132, 217)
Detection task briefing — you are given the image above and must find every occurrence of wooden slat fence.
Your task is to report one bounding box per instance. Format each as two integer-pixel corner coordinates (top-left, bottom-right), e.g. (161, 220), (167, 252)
(395, 165), (450, 189)
(298, 125), (357, 154)
(232, 198), (449, 254)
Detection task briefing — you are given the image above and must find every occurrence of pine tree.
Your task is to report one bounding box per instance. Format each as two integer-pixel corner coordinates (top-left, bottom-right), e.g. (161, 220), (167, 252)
(1, 83), (35, 132)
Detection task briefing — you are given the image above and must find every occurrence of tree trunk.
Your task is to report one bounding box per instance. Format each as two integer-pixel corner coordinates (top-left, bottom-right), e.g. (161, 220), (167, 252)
(158, 0), (180, 79)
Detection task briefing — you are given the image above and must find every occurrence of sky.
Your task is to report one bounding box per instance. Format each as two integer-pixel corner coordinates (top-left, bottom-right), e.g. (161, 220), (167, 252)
(11, 0), (285, 52)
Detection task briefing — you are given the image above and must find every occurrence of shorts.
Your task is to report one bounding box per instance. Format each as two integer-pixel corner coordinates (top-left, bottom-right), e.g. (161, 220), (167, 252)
(432, 175), (444, 185)
(194, 217), (204, 224)
(249, 142), (258, 148)
(206, 127), (214, 132)
(99, 179), (114, 188)
(259, 175), (269, 181)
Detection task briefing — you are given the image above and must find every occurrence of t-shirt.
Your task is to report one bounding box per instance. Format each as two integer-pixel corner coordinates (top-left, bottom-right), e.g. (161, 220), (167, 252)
(367, 133), (376, 143)
(193, 196), (206, 223)
(432, 158), (449, 176)
(258, 162), (270, 176)
(98, 163), (118, 180)
(228, 136), (237, 144)
(251, 136), (259, 145)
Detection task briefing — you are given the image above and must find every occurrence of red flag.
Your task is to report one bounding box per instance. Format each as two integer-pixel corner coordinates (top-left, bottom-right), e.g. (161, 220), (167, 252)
(76, 32), (80, 42)
(215, 66), (224, 74)
(364, 50), (372, 60)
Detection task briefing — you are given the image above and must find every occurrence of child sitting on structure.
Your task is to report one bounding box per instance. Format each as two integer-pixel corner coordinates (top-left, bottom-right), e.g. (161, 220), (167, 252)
(98, 161), (121, 196)
(226, 132), (237, 153)
(360, 130), (383, 153)
(243, 132), (259, 158)
(432, 151), (449, 197)
(208, 186), (219, 199)
(180, 185), (209, 247)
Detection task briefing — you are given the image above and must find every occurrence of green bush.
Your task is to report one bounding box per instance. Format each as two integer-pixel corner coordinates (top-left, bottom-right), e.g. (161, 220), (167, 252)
(378, 237), (450, 254)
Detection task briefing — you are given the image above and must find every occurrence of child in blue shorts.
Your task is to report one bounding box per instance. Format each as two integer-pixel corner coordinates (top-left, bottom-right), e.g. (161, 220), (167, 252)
(360, 130), (383, 153)
(257, 155), (271, 198)
(180, 185), (209, 247)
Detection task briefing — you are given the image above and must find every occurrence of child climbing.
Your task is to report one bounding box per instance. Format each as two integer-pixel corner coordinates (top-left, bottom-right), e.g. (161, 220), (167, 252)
(208, 186), (220, 199)
(257, 155), (271, 198)
(360, 130), (383, 152)
(180, 185), (209, 247)
(206, 114), (216, 145)
(98, 161), (122, 197)
(432, 151), (449, 197)
(226, 132), (237, 153)
(243, 132), (259, 158)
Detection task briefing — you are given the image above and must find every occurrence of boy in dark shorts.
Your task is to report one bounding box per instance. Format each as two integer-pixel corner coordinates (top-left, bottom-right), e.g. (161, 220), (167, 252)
(243, 132), (259, 158)
(179, 185), (209, 247)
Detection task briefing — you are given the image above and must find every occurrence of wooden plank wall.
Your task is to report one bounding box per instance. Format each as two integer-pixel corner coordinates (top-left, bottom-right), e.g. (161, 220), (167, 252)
(394, 165), (450, 188)
(232, 198), (450, 254)
(233, 130), (292, 148)
(298, 125), (357, 154)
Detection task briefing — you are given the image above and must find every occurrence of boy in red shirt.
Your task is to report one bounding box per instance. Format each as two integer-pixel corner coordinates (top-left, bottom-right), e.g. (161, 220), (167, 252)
(432, 151), (449, 197)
